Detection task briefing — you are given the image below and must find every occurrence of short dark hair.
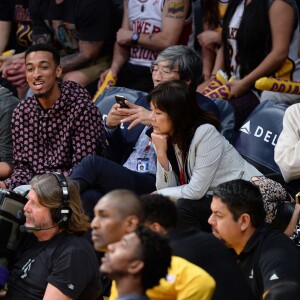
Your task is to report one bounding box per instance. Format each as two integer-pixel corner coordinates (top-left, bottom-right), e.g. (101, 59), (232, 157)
(140, 194), (177, 232)
(135, 225), (172, 290)
(103, 189), (145, 223)
(25, 44), (60, 66)
(213, 179), (266, 228)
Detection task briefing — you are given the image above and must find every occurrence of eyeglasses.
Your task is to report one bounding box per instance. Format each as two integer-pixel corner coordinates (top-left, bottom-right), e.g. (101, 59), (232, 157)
(150, 64), (179, 77)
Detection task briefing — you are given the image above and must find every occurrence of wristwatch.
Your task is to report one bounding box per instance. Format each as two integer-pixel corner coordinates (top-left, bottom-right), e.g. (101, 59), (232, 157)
(131, 32), (140, 45)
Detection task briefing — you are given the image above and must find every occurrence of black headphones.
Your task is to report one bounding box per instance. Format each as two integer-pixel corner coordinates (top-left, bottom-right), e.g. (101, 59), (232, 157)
(51, 172), (71, 224)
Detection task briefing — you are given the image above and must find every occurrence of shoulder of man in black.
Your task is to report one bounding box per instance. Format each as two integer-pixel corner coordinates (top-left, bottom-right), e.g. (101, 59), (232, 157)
(238, 223), (300, 299)
(169, 228), (254, 300)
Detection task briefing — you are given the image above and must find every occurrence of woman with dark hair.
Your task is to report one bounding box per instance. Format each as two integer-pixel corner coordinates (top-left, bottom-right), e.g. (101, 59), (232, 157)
(149, 80), (262, 230)
(216, 0), (300, 129)
(149, 80), (300, 238)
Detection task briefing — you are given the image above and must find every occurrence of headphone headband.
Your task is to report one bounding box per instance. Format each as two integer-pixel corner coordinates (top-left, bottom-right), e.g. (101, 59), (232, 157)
(52, 172), (69, 204)
(52, 172), (70, 222)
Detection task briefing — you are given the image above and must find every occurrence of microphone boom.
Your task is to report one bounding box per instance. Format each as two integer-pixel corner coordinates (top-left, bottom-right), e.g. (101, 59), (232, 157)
(19, 219), (64, 232)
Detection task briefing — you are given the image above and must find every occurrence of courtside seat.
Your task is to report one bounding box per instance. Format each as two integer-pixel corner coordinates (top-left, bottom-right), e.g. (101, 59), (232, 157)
(233, 100), (300, 196)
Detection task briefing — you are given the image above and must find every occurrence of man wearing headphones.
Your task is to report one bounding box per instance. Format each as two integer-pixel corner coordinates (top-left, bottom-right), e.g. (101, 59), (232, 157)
(3, 173), (101, 300)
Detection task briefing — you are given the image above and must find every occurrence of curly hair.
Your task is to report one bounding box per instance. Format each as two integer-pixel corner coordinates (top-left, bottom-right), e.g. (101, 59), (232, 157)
(135, 225), (172, 290)
(141, 194), (177, 232)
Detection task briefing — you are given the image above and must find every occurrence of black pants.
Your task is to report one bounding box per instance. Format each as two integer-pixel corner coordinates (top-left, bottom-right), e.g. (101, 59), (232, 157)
(176, 195), (213, 232)
(70, 155), (156, 218)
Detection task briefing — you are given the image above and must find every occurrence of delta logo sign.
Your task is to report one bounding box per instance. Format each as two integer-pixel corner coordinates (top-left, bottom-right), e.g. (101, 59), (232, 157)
(239, 121), (279, 146)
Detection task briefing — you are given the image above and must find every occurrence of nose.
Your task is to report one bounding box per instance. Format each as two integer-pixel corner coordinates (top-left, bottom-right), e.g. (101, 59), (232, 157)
(23, 201), (30, 212)
(152, 70), (162, 83)
(32, 68), (41, 78)
(90, 216), (98, 229)
(149, 110), (155, 121)
(208, 214), (214, 225)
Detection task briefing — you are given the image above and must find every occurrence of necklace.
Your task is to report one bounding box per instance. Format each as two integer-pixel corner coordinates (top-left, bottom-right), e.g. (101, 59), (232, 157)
(174, 145), (185, 185)
(139, 0), (148, 12)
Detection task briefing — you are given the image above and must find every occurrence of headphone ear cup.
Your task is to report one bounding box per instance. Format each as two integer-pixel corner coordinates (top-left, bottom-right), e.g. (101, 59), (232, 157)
(51, 208), (62, 224)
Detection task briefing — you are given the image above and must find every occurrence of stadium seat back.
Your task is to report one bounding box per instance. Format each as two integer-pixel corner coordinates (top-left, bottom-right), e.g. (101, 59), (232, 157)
(233, 100), (288, 174)
(95, 87), (147, 119)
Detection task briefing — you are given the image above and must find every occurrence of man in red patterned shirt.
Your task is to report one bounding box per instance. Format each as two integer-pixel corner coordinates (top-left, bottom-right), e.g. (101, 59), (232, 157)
(0, 44), (106, 190)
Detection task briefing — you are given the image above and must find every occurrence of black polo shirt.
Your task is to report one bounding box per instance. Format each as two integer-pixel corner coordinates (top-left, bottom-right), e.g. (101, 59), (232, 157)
(236, 223), (300, 299)
(169, 228), (254, 300)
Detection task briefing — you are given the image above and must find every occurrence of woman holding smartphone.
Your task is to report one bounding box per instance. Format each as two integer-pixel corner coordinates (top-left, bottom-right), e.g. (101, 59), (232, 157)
(149, 80), (290, 231)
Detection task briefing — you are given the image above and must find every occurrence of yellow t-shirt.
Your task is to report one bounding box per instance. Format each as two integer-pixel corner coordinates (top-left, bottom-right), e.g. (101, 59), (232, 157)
(109, 256), (216, 300)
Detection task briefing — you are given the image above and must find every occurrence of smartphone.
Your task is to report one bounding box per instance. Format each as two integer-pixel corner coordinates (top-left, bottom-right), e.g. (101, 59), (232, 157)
(115, 95), (130, 109)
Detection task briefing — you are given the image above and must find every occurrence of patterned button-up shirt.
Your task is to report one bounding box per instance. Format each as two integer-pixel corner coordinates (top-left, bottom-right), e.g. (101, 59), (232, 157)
(5, 80), (106, 189)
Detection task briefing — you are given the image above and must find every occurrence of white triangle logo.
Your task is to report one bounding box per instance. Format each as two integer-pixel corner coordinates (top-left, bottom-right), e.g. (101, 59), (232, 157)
(240, 121), (251, 134)
(270, 273), (279, 280)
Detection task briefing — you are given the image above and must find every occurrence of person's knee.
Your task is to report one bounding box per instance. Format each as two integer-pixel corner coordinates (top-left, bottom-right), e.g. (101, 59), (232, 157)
(176, 198), (191, 213)
(82, 155), (103, 167)
(63, 71), (89, 87)
(176, 197), (212, 231)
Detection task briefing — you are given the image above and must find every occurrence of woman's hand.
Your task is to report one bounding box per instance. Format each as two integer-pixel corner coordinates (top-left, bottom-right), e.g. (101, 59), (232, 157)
(151, 132), (169, 171)
(228, 79), (252, 99)
(151, 132), (168, 154)
(98, 68), (117, 88)
(197, 30), (221, 49)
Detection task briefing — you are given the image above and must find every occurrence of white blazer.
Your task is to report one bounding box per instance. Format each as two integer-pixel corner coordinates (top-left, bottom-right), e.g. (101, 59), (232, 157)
(156, 124), (262, 200)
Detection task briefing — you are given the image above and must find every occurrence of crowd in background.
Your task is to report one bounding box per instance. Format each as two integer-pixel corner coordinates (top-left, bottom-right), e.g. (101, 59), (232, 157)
(0, 0), (300, 299)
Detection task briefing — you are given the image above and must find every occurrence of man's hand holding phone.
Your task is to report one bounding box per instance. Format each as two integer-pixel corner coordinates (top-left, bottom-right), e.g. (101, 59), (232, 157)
(120, 103), (152, 129)
(105, 96), (131, 128)
(107, 95), (152, 130)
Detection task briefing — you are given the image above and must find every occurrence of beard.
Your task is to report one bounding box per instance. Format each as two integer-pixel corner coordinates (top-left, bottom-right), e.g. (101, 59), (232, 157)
(34, 91), (46, 98)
